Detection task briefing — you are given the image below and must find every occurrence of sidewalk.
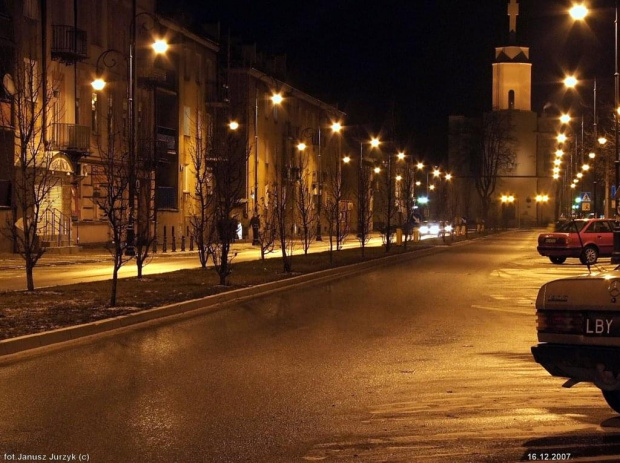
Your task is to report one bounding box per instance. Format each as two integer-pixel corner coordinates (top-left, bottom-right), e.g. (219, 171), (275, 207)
(0, 233), (390, 270)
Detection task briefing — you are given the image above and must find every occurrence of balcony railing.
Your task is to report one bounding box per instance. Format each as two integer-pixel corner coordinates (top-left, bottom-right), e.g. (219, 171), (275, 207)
(51, 25), (88, 63)
(50, 123), (90, 152)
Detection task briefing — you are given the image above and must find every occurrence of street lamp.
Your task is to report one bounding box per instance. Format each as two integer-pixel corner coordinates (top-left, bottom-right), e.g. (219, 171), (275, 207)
(250, 74), (283, 245)
(570, 1), (620, 259)
(535, 194), (550, 227)
(91, 7), (167, 256)
(500, 194), (516, 229)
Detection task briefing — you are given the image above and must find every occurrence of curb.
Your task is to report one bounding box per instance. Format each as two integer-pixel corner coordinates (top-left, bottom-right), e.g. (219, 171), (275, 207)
(0, 238), (479, 358)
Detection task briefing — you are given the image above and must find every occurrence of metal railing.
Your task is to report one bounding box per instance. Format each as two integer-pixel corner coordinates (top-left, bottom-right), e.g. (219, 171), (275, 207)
(40, 208), (75, 246)
(51, 25), (88, 62)
(50, 123), (90, 152)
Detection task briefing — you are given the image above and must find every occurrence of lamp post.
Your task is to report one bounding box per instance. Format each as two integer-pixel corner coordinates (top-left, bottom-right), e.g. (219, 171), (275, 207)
(91, 7), (166, 256)
(535, 194), (549, 227)
(332, 122), (344, 250)
(570, 2), (620, 260)
(299, 125), (324, 241)
(357, 137), (380, 242)
(251, 79), (283, 245)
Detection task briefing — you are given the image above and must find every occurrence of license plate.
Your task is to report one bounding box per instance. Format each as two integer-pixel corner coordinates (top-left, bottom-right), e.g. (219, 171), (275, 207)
(545, 238), (557, 244)
(584, 313), (620, 336)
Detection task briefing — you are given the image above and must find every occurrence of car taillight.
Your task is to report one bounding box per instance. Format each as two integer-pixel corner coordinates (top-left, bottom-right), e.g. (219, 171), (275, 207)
(537, 310), (583, 334)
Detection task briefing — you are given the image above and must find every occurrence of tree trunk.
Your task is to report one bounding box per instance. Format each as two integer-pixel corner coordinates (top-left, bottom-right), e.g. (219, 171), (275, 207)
(219, 244), (229, 285)
(25, 259), (34, 291)
(110, 263), (119, 307)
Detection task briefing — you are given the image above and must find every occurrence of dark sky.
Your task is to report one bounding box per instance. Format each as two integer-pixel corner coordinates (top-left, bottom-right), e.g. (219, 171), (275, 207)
(159, 0), (620, 162)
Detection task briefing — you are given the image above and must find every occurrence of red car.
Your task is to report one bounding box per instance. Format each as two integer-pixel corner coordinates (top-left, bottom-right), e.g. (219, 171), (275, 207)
(537, 218), (617, 265)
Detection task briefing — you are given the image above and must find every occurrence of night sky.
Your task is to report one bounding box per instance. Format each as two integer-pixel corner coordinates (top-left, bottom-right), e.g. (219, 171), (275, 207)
(159, 0), (620, 163)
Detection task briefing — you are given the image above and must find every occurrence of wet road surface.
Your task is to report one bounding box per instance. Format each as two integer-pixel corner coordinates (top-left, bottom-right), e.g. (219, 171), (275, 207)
(1, 230), (619, 462)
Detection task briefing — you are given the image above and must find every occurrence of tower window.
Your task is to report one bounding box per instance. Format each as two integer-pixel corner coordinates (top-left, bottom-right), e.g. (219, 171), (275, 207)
(508, 90), (515, 109)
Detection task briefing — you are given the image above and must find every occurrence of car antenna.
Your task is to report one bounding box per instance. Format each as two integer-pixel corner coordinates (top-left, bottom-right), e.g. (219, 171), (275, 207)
(573, 220), (590, 274)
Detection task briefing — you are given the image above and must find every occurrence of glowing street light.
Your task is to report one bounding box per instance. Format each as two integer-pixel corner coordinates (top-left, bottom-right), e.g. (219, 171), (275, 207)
(229, 121), (239, 131)
(397, 152), (405, 160)
(569, 4), (588, 20)
(555, 149), (564, 157)
(589, 152), (596, 159)
(564, 75), (578, 88)
(152, 39), (169, 54)
(271, 93), (283, 105)
(297, 142), (306, 151)
(91, 78), (106, 91)
(374, 166), (381, 174)
(416, 162), (424, 170)
(396, 174), (402, 181)
(599, 137), (608, 145)
(370, 138), (381, 148)
(557, 133), (568, 143)
(560, 114), (571, 124)
(582, 163), (590, 171)
(343, 155), (351, 164)
(445, 173), (452, 181)
(331, 122), (342, 133)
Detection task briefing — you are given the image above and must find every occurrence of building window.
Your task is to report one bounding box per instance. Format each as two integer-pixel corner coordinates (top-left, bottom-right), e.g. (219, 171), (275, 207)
(184, 47), (191, 81)
(195, 52), (202, 84)
(508, 90), (515, 109)
(183, 106), (191, 137)
(91, 93), (98, 134)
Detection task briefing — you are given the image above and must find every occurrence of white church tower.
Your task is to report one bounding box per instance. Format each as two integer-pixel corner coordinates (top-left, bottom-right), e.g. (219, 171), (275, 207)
(492, 0), (532, 111)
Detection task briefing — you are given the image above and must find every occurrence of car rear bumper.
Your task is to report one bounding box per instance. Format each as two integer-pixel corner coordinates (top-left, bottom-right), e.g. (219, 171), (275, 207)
(537, 246), (582, 257)
(532, 343), (620, 388)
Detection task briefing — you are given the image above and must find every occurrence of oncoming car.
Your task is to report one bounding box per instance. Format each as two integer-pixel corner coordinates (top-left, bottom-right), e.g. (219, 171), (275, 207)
(537, 218), (616, 265)
(532, 271), (620, 414)
(418, 222), (454, 238)
(419, 222), (441, 237)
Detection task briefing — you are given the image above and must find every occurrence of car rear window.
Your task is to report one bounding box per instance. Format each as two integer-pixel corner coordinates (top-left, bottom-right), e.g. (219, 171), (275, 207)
(556, 221), (588, 233)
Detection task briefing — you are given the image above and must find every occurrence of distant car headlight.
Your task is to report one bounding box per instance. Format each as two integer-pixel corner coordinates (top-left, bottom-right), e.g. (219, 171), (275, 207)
(420, 225), (429, 234)
(430, 225), (440, 234)
(445, 225), (453, 232)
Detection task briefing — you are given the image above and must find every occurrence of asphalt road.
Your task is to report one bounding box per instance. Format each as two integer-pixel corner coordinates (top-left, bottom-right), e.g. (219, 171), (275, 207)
(2, 230), (620, 462)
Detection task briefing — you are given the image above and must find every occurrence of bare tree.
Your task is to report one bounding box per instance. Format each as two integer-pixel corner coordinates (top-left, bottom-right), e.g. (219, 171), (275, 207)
(471, 112), (516, 222)
(210, 120), (250, 286)
(357, 165), (374, 257)
(189, 134), (216, 269)
(0, 52), (57, 291)
(324, 164), (348, 262)
(134, 137), (158, 278)
(399, 164), (415, 249)
(273, 173), (293, 273)
(257, 190), (277, 260)
(92, 107), (132, 307)
(296, 157), (316, 255)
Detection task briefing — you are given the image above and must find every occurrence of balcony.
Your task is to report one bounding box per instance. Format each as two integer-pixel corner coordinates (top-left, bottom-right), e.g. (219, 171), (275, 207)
(51, 25), (88, 64)
(50, 123), (90, 153)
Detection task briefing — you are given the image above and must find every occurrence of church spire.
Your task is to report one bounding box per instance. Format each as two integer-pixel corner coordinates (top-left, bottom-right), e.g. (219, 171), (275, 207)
(508, 0), (519, 44)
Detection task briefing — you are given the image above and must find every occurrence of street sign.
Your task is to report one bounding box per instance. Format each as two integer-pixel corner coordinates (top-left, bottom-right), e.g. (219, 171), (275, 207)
(582, 202), (591, 212)
(582, 192), (592, 202)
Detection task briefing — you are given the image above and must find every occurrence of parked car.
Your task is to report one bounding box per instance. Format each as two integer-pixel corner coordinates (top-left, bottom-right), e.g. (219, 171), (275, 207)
(532, 270), (620, 414)
(537, 218), (616, 265)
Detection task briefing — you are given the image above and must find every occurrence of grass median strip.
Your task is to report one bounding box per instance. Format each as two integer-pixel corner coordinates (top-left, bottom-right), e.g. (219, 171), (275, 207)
(0, 242), (438, 340)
